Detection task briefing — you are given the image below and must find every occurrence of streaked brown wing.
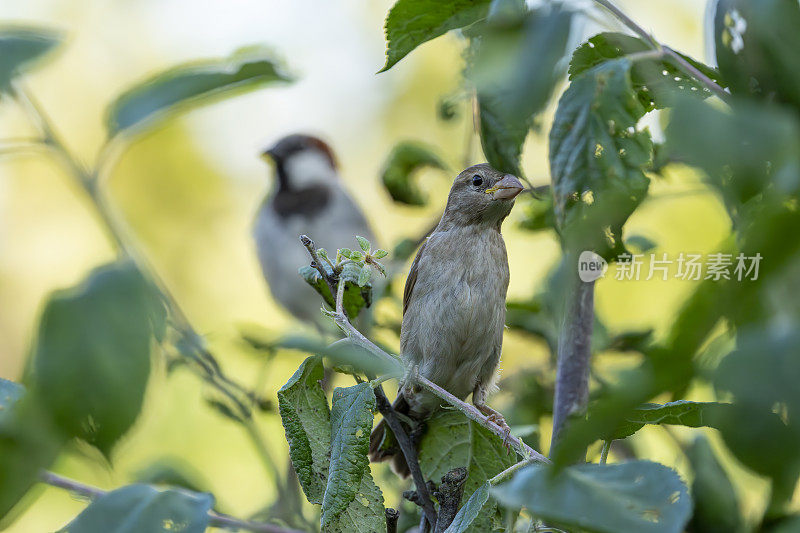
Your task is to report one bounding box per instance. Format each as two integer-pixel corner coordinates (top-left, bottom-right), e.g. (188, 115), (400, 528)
(402, 239), (428, 316)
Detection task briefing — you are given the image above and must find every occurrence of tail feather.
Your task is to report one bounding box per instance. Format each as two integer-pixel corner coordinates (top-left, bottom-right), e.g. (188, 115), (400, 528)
(368, 394), (415, 478)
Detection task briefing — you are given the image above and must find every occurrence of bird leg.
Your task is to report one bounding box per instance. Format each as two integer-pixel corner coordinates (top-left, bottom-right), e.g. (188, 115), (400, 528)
(472, 383), (512, 450)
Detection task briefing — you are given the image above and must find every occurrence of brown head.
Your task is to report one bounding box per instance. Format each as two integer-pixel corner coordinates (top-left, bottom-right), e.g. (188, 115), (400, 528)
(261, 134), (337, 192)
(439, 163), (524, 230)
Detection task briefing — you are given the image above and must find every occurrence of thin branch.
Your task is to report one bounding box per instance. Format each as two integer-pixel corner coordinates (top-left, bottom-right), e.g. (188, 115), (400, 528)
(489, 458), (536, 486)
(599, 440), (611, 464)
(374, 385), (438, 529)
(386, 508), (399, 533)
(551, 272), (595, 458)
(591, 0), (730, 102)
(39, 471), (301, 533)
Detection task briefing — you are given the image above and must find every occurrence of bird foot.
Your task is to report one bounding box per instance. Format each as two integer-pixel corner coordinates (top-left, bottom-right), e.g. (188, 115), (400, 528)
(475, 404), (512, 453)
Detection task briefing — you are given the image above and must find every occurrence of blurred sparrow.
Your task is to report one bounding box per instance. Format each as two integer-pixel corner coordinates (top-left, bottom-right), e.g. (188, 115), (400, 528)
(253, 134), (378, 329)
(369, 163), (523, 476)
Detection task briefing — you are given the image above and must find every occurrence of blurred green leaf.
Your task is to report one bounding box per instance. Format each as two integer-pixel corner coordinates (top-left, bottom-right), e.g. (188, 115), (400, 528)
(277, 356), (331, 505)
(444, 481), (489, 533)
(517, 193), (555, 232)
(686, 436), (743, 533)
(466, 6), (573, 175)
(106, 47), (292, 136)
(0, 398), (65, 523)
(0, 26), (62, 91)
(298, 261), (373, 321)
(418, 410), (516, 532)
(570, 32), (721, 111)
(625, 234), (657, 253)
(379, 0), (492, 72)
(372, 249), (388, 260)
(713, 0), (800, 112)
(31, 261), (163, 457)
(549, 58), (651, 255)
(713, 330), (800, 512)
(665, 97), (800, 219)
(277, 336), (403, 379)
(493, 461), (691, 533)
(61, 484), (213, 533)
(602, 400), (734, 440)
(132, 459), (208, 494)
(321, 383), (385, 532)
(380, 141), (447, 206)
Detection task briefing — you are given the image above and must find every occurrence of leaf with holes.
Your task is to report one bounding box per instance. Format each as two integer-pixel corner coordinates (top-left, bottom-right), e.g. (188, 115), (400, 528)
(549, 58), (651, 256)
(418, 410), (516, 532)
(277, 356), (331, 505)
(321, 383), (384, 531)
(62, 484), (213, 533)
(713, 0), (800, 112)
(379, 0), (492, 72)
(0, 26), (62, 91)
(106, 46), (292, 136)
(493, 461), (691, 533)
(570, 32), (722, 110)
(380, 142), (447, 206)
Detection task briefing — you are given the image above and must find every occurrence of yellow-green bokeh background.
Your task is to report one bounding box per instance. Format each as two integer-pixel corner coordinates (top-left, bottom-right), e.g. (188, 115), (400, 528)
(0, 1), (773, 531)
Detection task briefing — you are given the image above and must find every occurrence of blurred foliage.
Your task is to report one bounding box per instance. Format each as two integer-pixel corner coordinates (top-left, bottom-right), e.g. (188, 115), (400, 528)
(2, 0), (800, 532)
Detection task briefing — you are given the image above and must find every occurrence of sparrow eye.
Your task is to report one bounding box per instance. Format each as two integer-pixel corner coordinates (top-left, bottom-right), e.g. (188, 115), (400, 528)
(471, 175), (483, 187)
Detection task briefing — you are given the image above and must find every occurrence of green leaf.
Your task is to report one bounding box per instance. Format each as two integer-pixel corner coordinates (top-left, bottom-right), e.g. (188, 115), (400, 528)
(339, 262), (373, 320)
(106, 47), (292, 136)
(357, 265), (371, 287)
(603, 400), (734, 440)
(277, 356), (331, 504)
(372, 249), (389, 259)
(0, 26), (62, 91)
(549, 58), (651, 255)
(625, 234), (657, 253)
(713, 330), (800, 510)
(62, 484), (213, 533)
(323, 472), (386, 533)
(569, 32), (722, 111)
(518, 193), (555, 232)
(443, 481), (490, 533)
(418, 410), (516, 532)
(466, 6), (573, 175)
(664, 97), (800, 220)
(355, 236), (371, 253)
(0, 397), (65, 522)
(321, 383), (384, 531)
(277, 335), (403, 379)
(493, 461), (691, 533)
(380, 141), (447, 206)
(379, 0), (492, 72)
(713, 0), (800, 112)
(31, 261), (163, 456)
(686, 436), (744, 533)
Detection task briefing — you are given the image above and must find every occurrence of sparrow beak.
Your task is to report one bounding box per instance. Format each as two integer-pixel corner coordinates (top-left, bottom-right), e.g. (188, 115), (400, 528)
(260, 148), (275, 163)
(485, 174), (524, 200)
